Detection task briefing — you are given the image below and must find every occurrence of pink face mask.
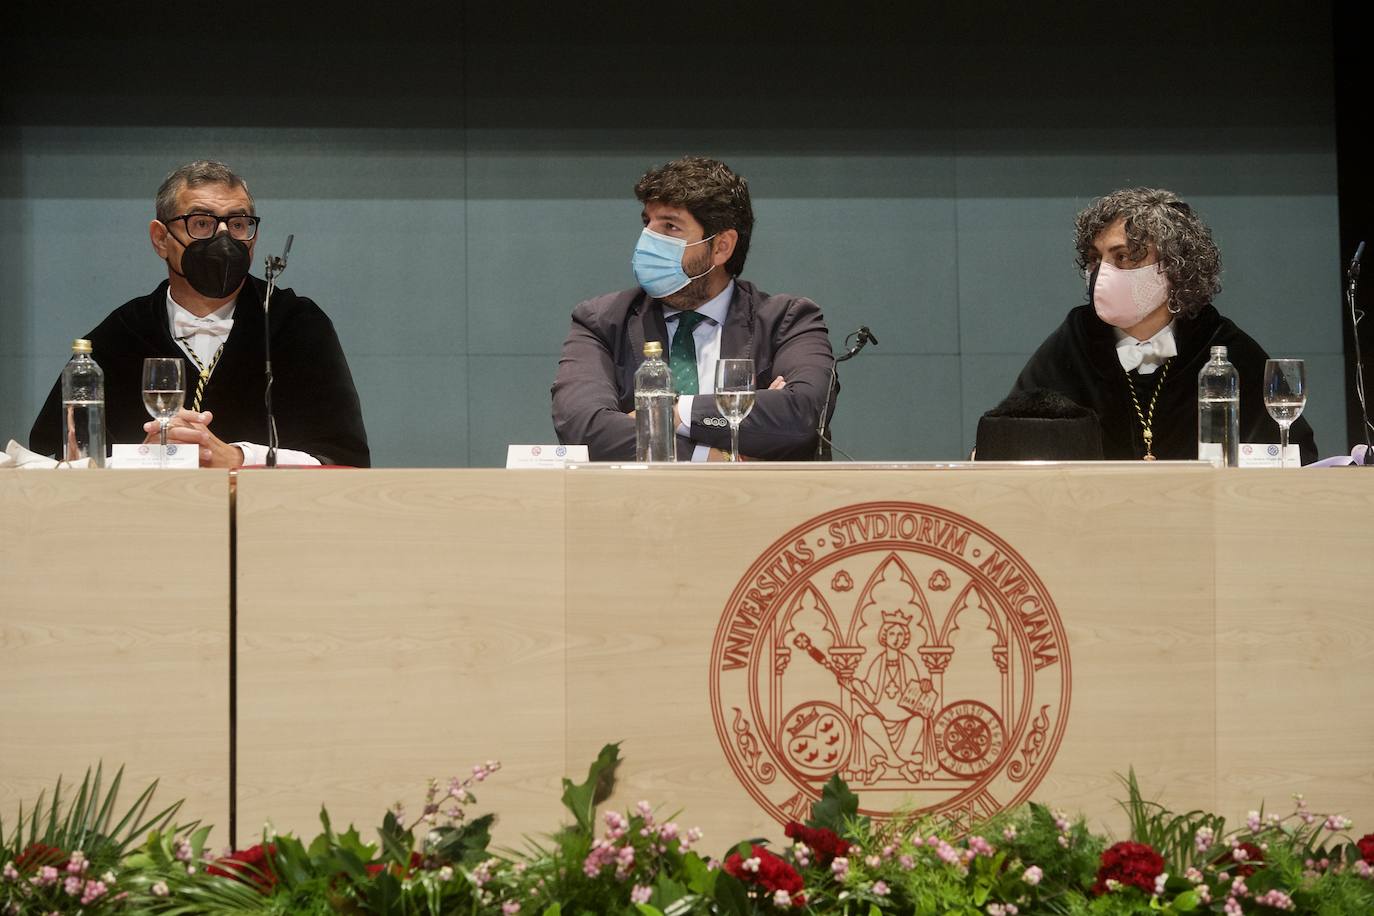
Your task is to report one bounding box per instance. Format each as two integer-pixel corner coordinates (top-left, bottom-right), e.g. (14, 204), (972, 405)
(1090, 261), (1170, 329)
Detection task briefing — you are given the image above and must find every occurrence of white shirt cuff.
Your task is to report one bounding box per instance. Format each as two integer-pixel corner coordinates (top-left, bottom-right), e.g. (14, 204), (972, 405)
(233, 442), (322, 467)
(675, 395), (694, 437)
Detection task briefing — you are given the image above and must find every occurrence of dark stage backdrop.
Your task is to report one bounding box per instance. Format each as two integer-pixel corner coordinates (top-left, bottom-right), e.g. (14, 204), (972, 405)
(0, 1), (1346, 466)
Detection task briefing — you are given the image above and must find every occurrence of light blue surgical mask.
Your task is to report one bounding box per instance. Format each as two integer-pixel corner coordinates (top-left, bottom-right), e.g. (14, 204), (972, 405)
(631, 227), (717, 298)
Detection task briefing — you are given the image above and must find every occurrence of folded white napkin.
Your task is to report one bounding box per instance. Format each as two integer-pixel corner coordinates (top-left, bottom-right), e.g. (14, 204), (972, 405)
(3, 439), (92, 469)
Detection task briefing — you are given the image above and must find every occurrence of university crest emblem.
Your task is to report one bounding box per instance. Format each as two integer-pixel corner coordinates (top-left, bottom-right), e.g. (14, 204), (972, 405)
(709, 502), (1071, 829)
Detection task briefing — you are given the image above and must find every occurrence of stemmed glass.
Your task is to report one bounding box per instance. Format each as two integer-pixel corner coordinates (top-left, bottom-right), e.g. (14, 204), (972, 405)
(714, 358), (756, 462)
(143, 358), (186, 468)
(1263, 358), (1306, 468)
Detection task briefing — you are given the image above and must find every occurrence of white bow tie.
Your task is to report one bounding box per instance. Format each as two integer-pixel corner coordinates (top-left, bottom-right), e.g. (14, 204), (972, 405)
(1116, 334), (1177, 374)
(173, 314), (234, 340)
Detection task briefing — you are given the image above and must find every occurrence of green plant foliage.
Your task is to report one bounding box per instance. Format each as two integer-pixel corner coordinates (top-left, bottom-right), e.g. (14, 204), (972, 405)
(560, 742), (622, 836)
(6, 754), (1374, 914)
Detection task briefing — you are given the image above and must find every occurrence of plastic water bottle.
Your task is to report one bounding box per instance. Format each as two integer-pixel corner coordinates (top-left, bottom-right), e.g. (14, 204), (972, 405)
(60, 338), (106, 466)
(1198, 345), (1239, 467)
(634, 341), (676, 462)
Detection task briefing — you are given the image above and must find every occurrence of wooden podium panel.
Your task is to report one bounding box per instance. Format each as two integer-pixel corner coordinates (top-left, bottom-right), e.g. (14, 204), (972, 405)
(1214, 470), (1374, 823)
(233, 470), (568, 845)
(563, 464), (1219, 842)
(0, 471), (230, 832)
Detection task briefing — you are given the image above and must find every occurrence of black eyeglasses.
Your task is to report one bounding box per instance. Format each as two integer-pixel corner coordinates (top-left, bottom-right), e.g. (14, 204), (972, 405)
(164, 212), (261, 241)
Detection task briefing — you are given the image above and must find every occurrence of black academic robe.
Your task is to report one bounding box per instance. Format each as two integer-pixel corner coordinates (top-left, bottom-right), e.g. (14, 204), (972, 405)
(1011, 304), (1317, 464)
(30, 278), (370, 467)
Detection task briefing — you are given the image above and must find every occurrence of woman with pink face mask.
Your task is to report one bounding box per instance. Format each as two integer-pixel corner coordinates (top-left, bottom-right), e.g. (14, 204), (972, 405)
(1008, 188), (1317, 462)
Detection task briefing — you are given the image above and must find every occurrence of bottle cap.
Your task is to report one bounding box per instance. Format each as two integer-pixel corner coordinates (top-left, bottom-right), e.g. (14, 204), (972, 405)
(643, 341), (664, 358)
(72, 339), (93, 353)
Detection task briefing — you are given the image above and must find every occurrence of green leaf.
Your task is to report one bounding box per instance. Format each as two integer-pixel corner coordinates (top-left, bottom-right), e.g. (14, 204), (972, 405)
(378, 809), (414, 865)
(635, 906), (666, 916)
(712, 871), (752, 916)
(807, 773), (860, 833)
(560, 743), (622, 834)
(681, 851), (719, 896)
(1171, 890), (1200, 912)
(651, 875), (688, 906)
(542, 906), (562, 916)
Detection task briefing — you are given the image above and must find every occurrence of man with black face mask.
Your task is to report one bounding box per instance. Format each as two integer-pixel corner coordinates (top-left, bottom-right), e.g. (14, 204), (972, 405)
(29, 160), (369, 467)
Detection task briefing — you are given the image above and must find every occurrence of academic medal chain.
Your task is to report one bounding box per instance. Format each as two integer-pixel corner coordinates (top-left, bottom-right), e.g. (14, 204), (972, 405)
(1125, 358), (1171, 461)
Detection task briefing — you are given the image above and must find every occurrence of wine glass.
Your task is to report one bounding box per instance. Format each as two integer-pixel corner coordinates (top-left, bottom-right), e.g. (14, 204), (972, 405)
(1263, 358), (1306, 468)
(143, 358), (186, 468)
(714, 358), (756, 462)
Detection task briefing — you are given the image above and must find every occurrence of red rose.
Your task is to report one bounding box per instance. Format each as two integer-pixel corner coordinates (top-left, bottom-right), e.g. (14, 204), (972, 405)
(783, 821), (849, 865)
(1092, 841), (1165, 896)
(724, 844), (805, 905)
(14, 842), (65, 873)
(1357, 833), (1374, 865)
(1215, 841), (1265, 877)
(207, 843), (278, 893)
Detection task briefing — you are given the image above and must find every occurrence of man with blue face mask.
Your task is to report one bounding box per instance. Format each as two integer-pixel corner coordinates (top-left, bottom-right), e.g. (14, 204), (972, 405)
(552, 156), (837, 461)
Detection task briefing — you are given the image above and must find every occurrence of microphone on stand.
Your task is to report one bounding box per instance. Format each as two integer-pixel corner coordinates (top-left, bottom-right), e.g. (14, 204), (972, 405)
(262, 234), (293, 468)
(815, 325), (878, 459)
(1345, 241), (1372, 466)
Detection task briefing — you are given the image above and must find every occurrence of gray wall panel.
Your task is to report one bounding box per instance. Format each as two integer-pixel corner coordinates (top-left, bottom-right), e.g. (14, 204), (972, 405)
(347, 354), (468, 469)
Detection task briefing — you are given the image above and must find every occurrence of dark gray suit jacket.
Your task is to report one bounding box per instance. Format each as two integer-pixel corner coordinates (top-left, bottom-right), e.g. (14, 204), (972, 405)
(551, 279), (837, 460)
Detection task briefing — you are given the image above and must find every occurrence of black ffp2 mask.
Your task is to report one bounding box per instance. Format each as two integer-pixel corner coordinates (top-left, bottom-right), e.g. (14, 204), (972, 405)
(171, 232), (252, 299)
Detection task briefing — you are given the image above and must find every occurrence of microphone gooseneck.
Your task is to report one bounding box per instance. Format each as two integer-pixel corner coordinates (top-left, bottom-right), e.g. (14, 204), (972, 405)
(816, 325), (878, 459)
(1346, 240), (1372, 465)
(262, 234), (294, 468)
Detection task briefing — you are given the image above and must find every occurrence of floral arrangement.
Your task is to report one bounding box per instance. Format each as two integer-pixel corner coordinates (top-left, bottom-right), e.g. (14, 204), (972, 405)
(4, 753), (1374, 915)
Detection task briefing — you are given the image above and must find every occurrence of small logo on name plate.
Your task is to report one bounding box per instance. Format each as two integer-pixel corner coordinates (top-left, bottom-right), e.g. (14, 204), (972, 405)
(709, 501), (1071, 829)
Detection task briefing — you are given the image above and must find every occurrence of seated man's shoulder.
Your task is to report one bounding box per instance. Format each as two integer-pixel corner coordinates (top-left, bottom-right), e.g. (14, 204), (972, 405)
(570, 287), (643, 326)
(736, 280), (827, 329)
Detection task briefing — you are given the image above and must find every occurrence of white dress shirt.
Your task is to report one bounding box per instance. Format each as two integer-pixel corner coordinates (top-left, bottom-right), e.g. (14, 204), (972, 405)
(664, 281), (734, 462)
(166, 291), (320, 466)
(1113, 320), (1178, 375)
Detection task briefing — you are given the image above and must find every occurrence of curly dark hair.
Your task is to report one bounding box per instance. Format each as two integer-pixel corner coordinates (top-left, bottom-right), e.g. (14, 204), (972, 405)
(634, 156), (753, 277)
(1074, 188), (1221, 318)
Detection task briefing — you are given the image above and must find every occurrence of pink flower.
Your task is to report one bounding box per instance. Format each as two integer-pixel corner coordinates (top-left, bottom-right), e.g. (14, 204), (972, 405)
(630, 885), (652, 905)
(1022, 865), (1043, 886)
(502, 902), (520, 915)
(1254, 889), (1295, 910)
(773, 889), (793, 907)
(872, 880), (889, 897)
(151, 881), (169, 897)
(831, 856), (849, 879)
(899, 854), (915, 870)
(968, 835), (995, 857)
(80, 880), (108, 905)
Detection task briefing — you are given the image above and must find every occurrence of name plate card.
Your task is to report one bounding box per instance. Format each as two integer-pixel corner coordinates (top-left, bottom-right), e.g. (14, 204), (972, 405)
(505, 444), (589, 469)
(1237, 443), (1301, 468)
(109, 443), (199, 469)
